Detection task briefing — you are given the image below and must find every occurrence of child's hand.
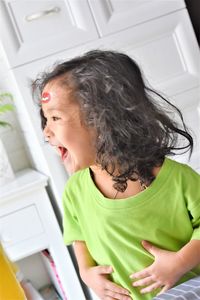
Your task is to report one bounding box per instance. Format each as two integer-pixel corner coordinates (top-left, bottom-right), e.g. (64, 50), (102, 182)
(130, 240), (186, 295)
(81, 265), (131, 300)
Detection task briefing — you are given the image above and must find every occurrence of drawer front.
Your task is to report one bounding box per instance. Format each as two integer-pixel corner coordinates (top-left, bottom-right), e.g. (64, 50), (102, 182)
(88, 0), (185, 36)
(0, 205), (44, 247)
(0, 0), (98, 66)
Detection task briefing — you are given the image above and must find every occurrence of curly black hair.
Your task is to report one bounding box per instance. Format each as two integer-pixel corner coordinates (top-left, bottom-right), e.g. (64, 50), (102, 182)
(32, 50), (193, 192)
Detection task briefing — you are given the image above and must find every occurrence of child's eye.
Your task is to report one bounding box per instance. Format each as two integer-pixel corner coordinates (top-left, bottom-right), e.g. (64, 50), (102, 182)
(52, 116), (60, 121)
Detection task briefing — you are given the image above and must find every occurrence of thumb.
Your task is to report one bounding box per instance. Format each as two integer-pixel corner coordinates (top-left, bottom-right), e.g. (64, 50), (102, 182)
(142, 240), (160, 256)
(98, 265), (113, 275)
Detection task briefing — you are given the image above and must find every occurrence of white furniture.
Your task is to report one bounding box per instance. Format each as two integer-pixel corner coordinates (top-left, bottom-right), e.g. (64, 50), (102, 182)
(0, 1), (199, 299)
(0, 0), (199, 210)
(0, 0), (185, 68)
(88, 0), (184, 36)
(0, 0), (98, 67)
(0, 169), (85, 300)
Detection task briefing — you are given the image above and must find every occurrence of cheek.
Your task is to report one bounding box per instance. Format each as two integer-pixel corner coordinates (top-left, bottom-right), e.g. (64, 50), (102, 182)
(59, 127), (79, 146)
(58, 123), (95, 151)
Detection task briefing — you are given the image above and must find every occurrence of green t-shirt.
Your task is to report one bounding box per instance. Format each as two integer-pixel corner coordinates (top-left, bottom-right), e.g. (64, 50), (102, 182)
(63, 158), (200, 300)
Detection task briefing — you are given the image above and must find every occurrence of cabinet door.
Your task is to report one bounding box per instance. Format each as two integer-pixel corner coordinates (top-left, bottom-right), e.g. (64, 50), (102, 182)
(0, 205), (44, 247)
(88, 0), (185, 36)
(97, 9), (199, 170)
(0, 0), (99, 67)
(99, 10), (200, 97)
(10, 9), (199, 201)
(172, 87), (200, 171)
(0, 205), (47, 260)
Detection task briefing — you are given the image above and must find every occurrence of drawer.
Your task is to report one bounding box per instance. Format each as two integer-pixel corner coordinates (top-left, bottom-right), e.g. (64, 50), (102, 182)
(88, 0), (185, 36)
(0, 0), (98, 67)
(0, 205), (44, 247)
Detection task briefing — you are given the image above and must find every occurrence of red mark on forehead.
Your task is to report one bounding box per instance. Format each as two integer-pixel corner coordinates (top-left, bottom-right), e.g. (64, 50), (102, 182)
(41, 92), (51, 103)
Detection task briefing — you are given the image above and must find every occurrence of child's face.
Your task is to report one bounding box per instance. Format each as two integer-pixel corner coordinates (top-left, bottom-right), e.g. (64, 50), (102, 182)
(41, 80), (96, 175)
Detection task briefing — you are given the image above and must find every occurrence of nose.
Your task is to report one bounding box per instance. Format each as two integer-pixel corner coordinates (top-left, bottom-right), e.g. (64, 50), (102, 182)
(43, 123), (54, 142)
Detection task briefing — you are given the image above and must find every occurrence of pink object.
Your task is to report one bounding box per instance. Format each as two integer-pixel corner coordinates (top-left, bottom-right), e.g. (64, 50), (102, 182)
(41, 92), (51, 103)
(42, 250), (68, 300)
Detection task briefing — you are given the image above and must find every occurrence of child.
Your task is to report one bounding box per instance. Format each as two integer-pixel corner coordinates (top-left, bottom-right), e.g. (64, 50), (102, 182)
(0, 242), (27, 299)
(32, 50), (200, 300)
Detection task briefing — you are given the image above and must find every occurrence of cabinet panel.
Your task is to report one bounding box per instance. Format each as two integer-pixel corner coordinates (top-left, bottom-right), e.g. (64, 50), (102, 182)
(0, 0), (99, 67)
(171, 87), (200, 171)
(0, 205), (44, 247)
(88, 0), (185, 36)
(0, 169), (86, 299)
(9, 10), (199, 201)
(99, 10), (200, 96)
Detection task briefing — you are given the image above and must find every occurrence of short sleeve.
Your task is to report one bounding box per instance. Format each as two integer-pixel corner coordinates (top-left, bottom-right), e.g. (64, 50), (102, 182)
(190, 202), (200, 240)
(185, 167), (200, 240)
(62, 186), (84, 245)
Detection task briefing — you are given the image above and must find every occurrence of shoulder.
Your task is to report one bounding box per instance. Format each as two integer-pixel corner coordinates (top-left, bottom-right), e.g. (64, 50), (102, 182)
(166, 157), (199, 172)
(62, 168), (92, 212)
(63, 168), (90, 195)
(166, 157), (200, 182)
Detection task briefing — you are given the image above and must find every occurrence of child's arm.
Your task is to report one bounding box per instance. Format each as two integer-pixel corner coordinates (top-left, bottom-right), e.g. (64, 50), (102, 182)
(130, 239), (200, 295)
(74, 240), (131, 300)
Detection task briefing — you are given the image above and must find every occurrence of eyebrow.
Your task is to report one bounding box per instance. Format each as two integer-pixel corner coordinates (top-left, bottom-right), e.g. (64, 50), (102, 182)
(43, 107), (64, 113)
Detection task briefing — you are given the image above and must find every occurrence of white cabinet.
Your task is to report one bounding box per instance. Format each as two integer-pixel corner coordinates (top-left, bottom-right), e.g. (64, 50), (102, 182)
(88, 0), (185, 36)
(171, 87), (200, 171)
(0, 0), (99, 67)
(0, 0), (187, 67)
(0, 169), (85, 300)
(0, 205), (44, 248)
(100, 10), (200, 97)
(10, 8), (200, 182)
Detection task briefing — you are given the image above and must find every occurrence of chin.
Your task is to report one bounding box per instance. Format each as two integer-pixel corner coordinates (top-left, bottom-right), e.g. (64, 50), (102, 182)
(63, 162), (79, 176)
(65, 166), (75, 176)
(64, 159), (91, 175)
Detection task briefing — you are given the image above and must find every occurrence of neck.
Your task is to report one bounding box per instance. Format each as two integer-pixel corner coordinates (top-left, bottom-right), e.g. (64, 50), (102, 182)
(89, 166), (143, 199)
(89, 164), (161, 199)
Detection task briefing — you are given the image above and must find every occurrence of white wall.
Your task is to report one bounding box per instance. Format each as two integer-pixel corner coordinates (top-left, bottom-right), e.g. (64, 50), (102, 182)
(0, 42), (31, 172)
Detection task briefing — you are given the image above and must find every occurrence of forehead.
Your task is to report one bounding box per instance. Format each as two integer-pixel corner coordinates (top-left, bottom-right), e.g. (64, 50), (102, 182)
(41, 80), (77, 111)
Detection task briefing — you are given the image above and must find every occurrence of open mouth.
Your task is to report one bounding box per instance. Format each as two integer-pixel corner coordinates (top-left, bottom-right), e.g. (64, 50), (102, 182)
(58, 146), (68, 161)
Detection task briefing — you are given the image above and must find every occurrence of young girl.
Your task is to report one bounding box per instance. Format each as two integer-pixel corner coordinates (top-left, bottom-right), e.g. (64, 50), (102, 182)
(32, 50), (200, 300)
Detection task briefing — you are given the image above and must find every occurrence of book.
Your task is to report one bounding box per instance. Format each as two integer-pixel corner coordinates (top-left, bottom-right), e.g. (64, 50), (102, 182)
(41, 250), (67, 300)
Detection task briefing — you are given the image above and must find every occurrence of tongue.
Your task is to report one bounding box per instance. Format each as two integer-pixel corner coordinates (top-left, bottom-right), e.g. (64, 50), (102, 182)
(60, 147), (67, 160)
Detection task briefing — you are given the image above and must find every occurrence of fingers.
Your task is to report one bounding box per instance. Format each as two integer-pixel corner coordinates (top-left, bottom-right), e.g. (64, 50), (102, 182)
(131, 275), (162, 294)
(105, 298), (129, 300)
(89, 265), (131, 299)
(140, 281), (162, 294)
(105, 281), (131, 300)
(105, 297), (131, 300)
(105, 292), (132, 300)
(97, 265), (113, 274)
(130, 271), (167, 294)
(132, 275), (154, 287)
(141, 240), (160, 256)
(157, 285), (170, 295)
(105, 291), (131, 300)
(130, 267), (150, 280)
(106, 281), (130, 295)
